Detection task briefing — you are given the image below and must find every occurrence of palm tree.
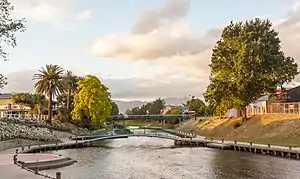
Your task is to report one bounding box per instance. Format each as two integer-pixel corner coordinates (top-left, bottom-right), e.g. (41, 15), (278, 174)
(63, 70), (78, 111)
(63, 70), (78, 121)
(33, 64), (65, 124)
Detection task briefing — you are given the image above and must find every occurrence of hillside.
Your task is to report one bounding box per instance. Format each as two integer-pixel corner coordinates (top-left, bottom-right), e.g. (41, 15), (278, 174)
(176, 114), (300, 146)
(114, 97), (189, 113)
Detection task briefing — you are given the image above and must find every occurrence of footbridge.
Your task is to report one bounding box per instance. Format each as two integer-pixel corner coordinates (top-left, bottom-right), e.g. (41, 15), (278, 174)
(70, 129), (182, 142)
(109, 114), (191, 128)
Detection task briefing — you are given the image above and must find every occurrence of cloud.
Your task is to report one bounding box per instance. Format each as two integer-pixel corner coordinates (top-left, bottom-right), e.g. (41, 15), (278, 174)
(11, 0), (92, 28)
(1, 70), (205, 100)
(73, 10), (93, 21)
(131, 0), (190, 34)
(91, 0), (300, 96)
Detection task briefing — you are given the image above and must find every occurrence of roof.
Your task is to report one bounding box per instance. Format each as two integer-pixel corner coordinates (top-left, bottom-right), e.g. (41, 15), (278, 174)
(252, 95), (269, 104)
(0, 93), (12, 99)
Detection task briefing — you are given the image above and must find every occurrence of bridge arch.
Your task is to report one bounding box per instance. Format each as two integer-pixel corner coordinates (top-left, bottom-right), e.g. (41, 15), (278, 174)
(86, 133), (179, 143)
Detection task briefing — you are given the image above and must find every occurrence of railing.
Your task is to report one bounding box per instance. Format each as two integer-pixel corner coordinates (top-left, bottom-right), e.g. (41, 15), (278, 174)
(14, 148), (62, 179)
(1, 114), (48, 120)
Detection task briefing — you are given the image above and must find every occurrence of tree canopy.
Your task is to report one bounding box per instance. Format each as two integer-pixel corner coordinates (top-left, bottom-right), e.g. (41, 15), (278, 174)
(110, 101), (119, 115)
(0, 0), (26, 89)
(204, 18), (299, 120)
(71, 75), (112, 127)
(183, 96), (206, 116)
(12, 93), (47, 118)
(166, 108), (182, 115)
(33, 64), (65, 124)
(125, 98), (166, 115)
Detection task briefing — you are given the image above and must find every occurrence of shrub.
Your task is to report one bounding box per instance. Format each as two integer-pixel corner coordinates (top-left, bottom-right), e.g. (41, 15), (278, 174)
(233, 121), (242, 129)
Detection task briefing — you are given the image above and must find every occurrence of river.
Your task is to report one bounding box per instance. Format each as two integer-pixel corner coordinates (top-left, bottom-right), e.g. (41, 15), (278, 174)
(44, 137), (300, 179)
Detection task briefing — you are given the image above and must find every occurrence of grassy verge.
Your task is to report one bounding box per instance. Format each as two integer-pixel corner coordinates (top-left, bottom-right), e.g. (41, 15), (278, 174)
(177, 114), (300, 147)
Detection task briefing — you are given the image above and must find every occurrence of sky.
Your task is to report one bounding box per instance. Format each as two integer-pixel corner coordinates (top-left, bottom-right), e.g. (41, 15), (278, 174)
(1, 0), (300, 101)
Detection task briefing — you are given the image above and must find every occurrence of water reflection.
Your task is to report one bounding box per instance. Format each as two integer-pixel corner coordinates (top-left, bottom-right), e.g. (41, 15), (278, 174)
(45, 137), (300, 179)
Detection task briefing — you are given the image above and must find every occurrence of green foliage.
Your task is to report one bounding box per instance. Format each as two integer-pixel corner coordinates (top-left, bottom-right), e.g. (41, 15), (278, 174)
(33, 64), (65, 123)
(184, 96), (206, 116)
(71, 75), (112, 127)
(12, 93), (47, 118)
(110, 101), (119, 115)
(166, 108), (182, 115)
(0, 1), (26, 88)
(0, 0), (26, 60)
(63, 70), (78, 111)
(0, 74), (7, 89)
(125, 98), (166, 115)
(204, 18), (299, 120)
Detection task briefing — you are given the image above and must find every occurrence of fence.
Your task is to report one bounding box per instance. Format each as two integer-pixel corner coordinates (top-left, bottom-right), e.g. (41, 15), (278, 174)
(1, 114), (48, 120)
(247, 102), (300, 115)
(269, 103), (300, 114)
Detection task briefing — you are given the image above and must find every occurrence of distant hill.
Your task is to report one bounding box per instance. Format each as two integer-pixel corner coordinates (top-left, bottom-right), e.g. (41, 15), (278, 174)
(114, 97), (189, 113)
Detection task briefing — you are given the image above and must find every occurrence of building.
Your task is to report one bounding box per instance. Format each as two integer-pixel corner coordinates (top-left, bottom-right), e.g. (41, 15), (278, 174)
(0, 93), (31, 118)
(246, 85), (300, 115)
(162, 105), (188, 114)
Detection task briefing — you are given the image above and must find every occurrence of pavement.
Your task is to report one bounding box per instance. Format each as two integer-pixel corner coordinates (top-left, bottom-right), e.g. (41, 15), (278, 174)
(0, 151), (62, 179)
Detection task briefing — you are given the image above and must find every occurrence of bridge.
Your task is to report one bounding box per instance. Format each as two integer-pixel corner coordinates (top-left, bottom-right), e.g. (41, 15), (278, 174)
(109, 114), (190, 120)
(70, 129), (190, 142)
(108, 114), (191, 128)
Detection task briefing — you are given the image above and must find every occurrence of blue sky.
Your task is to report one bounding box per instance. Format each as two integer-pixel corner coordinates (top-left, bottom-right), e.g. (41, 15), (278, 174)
(1, 0), (300, 100)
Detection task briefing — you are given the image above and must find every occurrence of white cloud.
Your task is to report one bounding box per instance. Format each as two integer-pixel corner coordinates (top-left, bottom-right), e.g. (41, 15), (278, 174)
(4, 0), (300, 100)
(73, 10), (93, 21)
(90, 0), (300, 99)
(1, 70), (203, 100)
(11, 0), (92, 29)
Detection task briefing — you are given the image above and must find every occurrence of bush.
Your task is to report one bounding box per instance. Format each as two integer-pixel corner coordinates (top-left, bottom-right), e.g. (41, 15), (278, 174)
(233, 121), (242, 129)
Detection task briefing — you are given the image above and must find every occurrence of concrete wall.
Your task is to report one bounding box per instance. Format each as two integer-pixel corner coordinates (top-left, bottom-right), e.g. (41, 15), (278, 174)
(0, 139), (46, 151)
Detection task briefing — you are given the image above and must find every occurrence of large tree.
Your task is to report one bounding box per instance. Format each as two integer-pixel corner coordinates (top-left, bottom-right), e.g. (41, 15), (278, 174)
(63, 70), (78, 111)
(148, 98), (166, 114)
(204, 18), (299, 121)
(11, 93), (29, 115)
(71, 75), (112, 127)
(0, 0), (26, 88)
(110, 101), (119, 115)
(33, 64), (65, 124)
(62, 70), (78, 121)
(184, 96), (206, 116)
(11, 93), (46, 118)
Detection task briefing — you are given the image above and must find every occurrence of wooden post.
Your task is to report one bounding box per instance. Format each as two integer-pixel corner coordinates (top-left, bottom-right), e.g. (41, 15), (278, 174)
(268, 144), (271, 147)
(35, 167), (39, 174)
(289, 146), (292, 150)
(250, 142), (252, 146)
(222, 139), (224, 143)
(16, 149), (18, 154)
(56, 172), (62, 179)
(13, 155), (17, 164)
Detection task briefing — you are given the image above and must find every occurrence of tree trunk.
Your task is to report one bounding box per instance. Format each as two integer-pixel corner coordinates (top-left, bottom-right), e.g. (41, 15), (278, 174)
(66, 89), (71, 122)
(48, 92), (53, 125)
(242, 108), (247, 122)
(67, 89), (71, 111)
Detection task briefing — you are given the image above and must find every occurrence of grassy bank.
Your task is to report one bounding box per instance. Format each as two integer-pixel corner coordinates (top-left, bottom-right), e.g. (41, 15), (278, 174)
(176, 114), (300, 147)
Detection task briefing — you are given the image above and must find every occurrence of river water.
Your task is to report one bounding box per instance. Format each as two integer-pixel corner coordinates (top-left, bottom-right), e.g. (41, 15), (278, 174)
(45, 137), (300, 179)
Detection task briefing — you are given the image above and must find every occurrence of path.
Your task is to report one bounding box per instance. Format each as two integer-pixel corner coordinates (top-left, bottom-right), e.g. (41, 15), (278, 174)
(0, 152), (62, 179)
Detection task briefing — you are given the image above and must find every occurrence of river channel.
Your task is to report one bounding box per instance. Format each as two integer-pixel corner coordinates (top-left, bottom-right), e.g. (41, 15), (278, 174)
(44, 137), (300, 179)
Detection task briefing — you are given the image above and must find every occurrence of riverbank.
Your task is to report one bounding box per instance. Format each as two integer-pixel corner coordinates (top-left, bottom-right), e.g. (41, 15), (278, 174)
(176, 114), (300, 147)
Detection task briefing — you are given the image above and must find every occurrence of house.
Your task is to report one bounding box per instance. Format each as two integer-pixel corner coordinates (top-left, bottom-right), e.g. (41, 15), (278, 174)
(246, 85), (300, 115)
(0, 92), (31, 118)
(246, 95), (269, 116)
(162, 105), (188, 114)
